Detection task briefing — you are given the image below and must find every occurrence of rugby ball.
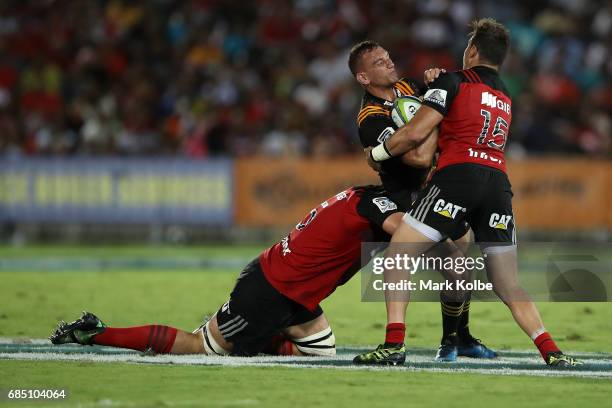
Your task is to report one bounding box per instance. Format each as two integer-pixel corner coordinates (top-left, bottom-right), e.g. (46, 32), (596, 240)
(391, 96), (422, 127)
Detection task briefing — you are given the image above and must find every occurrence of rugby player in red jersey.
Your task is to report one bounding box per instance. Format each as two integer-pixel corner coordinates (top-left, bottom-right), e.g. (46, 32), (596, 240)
(355, 18), (578, 367)
(349, 40), (496, 361)
(50, 186), (404, 357)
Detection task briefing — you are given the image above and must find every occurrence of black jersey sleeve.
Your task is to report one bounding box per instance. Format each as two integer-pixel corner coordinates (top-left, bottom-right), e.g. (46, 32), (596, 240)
(421, 72), (461, 116)
(355, 187), (402, 230)
(358, 114), (396, 148)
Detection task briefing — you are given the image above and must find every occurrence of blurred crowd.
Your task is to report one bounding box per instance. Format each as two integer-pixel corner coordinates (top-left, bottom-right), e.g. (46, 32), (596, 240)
(0, 0), (609, 158)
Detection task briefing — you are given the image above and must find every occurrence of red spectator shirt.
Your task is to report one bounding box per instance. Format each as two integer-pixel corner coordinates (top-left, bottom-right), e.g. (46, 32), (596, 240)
(422, 66), (512, 173)
(259, 186), (400, 311)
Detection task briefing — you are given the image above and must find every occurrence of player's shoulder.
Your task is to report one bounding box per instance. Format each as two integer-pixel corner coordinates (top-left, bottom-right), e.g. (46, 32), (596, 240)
(357, 101), (390, 127)
(354, 185), (400, 217)
(354, 185), (387, 200)
(431, 70), (465, 86)
(394, 77), (425, 97)
(422, 71), (464, 107)
(454, 68), (485, 84)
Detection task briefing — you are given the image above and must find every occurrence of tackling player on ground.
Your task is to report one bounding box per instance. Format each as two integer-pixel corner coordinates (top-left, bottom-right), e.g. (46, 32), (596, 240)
(51, 186), (404, 358)
(349, 40), (496, 361)
(355, 18), (578, 367)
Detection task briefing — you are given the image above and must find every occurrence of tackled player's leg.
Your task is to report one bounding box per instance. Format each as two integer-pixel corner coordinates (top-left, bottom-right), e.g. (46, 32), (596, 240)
(196, 258), (336, 357)
(262, 313), (336, 356)
(50, 311), (196, 354)
(51, 258), (337, 357)
(354, 216), (441, 366)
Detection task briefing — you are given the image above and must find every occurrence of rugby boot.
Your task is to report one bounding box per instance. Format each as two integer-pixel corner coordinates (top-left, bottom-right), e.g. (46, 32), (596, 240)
(546, 351), (580, 368)
(353, 343), (406, 366)
(50, 312), (106, 345)
(457, 334), (498, 358)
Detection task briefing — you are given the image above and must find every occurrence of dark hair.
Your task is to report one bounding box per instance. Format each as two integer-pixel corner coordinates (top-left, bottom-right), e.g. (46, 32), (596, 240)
(348, 40), (381, 76)
(467, 18), (510, 67)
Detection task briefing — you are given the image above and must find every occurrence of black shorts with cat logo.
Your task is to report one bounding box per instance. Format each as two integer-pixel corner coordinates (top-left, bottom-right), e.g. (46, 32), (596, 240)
(405, 164), (516, 245)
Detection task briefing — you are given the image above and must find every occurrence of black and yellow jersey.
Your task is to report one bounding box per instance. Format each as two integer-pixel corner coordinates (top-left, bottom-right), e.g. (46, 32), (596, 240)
(356, 77), (429, 209)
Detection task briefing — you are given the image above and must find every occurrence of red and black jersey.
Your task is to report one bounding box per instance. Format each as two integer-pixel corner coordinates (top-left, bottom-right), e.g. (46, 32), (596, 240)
(357, 77), (428, 206)
(259, 185), (401, 311)
(422, 66), (511, 173)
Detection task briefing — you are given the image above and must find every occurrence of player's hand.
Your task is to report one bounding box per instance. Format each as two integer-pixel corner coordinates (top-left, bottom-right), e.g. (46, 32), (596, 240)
(364, 147), (382, 172)
(424, 68), (446, 85)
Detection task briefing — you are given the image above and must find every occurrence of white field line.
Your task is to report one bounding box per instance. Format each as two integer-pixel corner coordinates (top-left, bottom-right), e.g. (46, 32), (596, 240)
(1, 351), (611, 379)
(2, 338), (611, 356)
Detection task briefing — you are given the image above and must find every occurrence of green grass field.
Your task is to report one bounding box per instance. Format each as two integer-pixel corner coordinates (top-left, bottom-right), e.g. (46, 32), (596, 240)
(1, 245), (610, 408)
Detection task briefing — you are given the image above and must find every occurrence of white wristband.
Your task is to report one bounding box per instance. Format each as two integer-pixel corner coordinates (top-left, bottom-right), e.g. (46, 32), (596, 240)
(370, 142), (393, 162)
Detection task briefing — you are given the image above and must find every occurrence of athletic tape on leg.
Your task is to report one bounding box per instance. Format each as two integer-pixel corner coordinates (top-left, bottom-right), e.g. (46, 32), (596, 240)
(291, 327), (336, 356)
(201, 320), (230, 356)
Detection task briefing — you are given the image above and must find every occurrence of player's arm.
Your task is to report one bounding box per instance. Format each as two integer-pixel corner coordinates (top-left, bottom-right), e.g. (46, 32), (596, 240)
(359, 113), (428, 167)
(368, 73), (459, 164)
(369, 105), (442, 161)
(358, 113), (395, 149)
(356, 189), (402, 236)
(399, 127), (438, 168)
(382, 212), (404, 235)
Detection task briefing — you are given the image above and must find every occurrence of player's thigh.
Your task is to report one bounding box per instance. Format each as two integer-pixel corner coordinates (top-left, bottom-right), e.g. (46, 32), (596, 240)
(450, 225), (472, 255)
(471, 173), (516, 246)
(406, 171), (476, 242)
(283, 306), (327, 339)
(283, 308), (336, 356)
(215, 259), (297, 356)
(208, 314), (232, 350)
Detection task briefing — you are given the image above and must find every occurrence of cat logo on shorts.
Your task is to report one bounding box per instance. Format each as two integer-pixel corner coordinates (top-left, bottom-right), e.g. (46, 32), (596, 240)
(489, 213), (512, 230)
(433, 199), (466, 219)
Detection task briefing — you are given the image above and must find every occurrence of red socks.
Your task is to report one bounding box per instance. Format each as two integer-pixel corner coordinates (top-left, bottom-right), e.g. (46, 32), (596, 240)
(385, 323), (406, 344)
(533, 332), (560, 361)
(93, 325), (178, 354)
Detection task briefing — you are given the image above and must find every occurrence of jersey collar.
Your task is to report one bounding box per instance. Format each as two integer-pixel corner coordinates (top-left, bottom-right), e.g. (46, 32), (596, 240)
(472, 65), (499, 76)
(364, 88), (399, 108)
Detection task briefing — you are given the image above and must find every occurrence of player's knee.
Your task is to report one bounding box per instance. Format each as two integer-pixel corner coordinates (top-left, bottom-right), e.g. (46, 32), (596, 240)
(198, 318), (231, 356)
(493, 284), (525, 304)
(291, 327), (336, 357)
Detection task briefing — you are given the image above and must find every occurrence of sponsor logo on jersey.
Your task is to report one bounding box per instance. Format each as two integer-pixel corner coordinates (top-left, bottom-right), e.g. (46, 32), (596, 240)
(424, 89), (447, 107)
(377, 127), (395, 143)
(432, 199), (466, 219)
(481, 92), (511, 114)
(372, 197), (398, 213)
(489, 213), (512, 230)
(221, 301), (231, 314)
(467, 148), (503, 164)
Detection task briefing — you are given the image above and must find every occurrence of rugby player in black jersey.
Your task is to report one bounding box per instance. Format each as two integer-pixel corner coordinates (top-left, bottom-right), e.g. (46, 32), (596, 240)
(356, 19), (577, 367)
(349, 41), (496, 361)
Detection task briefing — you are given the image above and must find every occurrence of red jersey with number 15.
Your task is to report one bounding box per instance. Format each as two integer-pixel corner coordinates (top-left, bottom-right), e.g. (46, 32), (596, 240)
(422, 65), (512, 173)
(259, 186), (400, 311)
